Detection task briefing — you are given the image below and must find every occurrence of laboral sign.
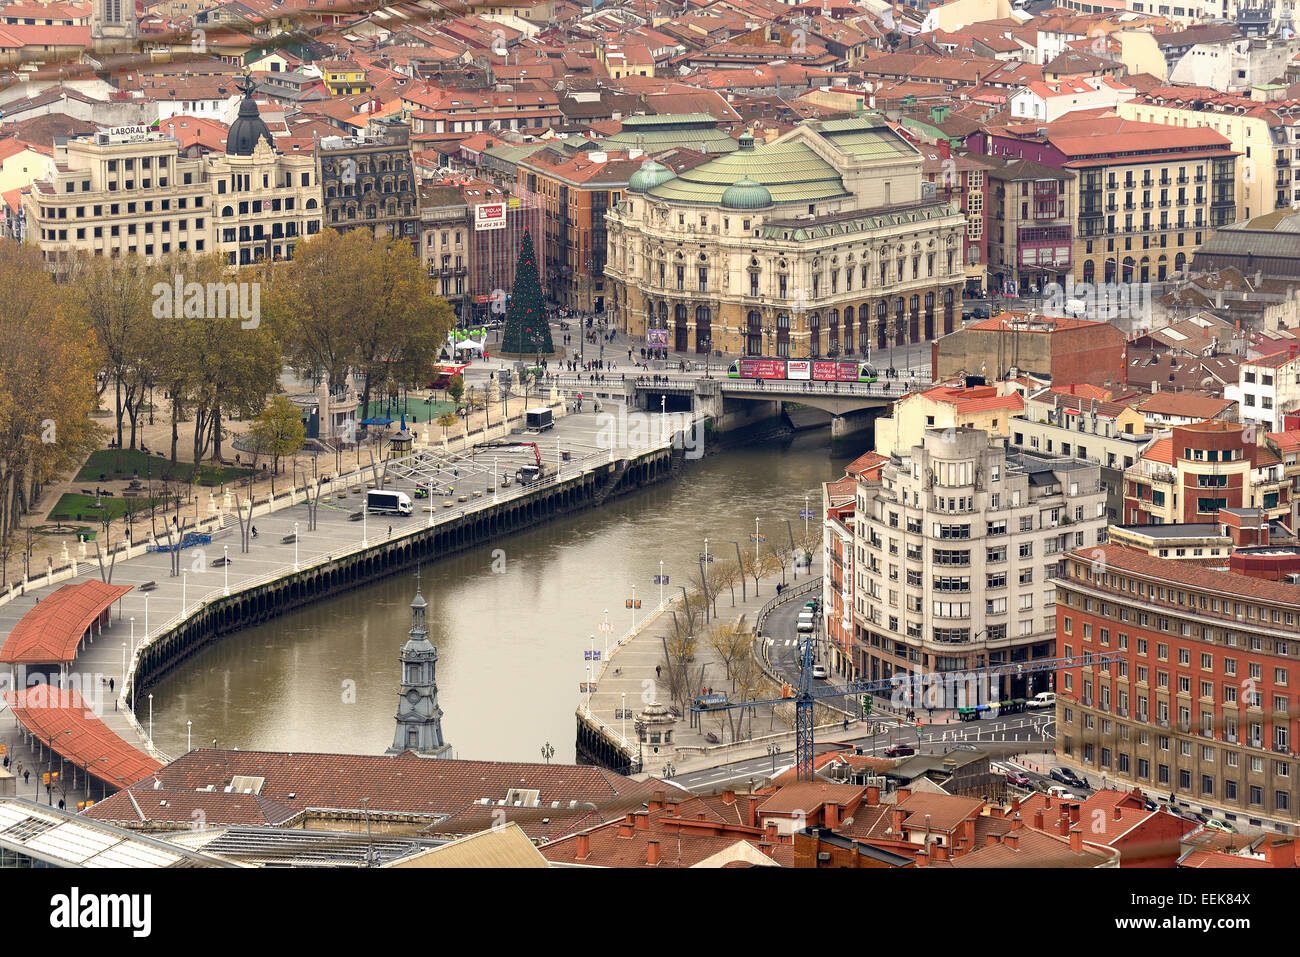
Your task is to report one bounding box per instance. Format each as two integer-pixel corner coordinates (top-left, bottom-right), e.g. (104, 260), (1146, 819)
(475, 202), (507, 230)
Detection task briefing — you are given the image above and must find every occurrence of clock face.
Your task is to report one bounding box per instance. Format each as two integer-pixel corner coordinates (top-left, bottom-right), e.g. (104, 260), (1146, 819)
(406, 688), (420, 704)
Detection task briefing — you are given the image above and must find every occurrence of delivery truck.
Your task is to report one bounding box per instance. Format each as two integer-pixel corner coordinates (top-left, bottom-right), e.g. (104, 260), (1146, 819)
(525, 407), (554, 432)
(366, 489), (413, 516)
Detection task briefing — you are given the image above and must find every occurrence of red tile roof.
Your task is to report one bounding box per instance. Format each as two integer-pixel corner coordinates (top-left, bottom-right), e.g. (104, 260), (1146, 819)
(1073, 544), (1300, 606)
(4, 687), (162, 789)
(0, 581), (131, 664)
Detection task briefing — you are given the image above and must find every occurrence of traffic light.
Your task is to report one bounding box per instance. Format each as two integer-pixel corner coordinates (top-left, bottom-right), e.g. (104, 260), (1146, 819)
(861, 696), (872, 714)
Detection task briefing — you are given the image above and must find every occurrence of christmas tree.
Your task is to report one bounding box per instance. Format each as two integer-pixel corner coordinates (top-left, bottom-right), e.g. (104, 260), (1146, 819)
(501, 228), (554, 356)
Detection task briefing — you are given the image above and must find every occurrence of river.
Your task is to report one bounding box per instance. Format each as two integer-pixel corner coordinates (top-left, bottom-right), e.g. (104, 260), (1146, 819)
(150, 429), (854, 764)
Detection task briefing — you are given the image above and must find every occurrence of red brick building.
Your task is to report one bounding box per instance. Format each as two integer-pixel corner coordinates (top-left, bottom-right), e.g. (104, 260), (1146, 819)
(932, 313), (1126, 387)
(1057, 545), (1300, 834)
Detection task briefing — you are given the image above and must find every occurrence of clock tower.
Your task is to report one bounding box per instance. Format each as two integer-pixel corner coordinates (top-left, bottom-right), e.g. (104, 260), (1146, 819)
(386, 576), (452, 758)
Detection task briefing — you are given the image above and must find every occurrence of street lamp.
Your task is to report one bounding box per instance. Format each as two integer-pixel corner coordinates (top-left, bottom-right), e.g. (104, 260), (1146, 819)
(144, 595), (149, 642)
(660, 394), (666, 442)
(293, 521), (299, 571)
(754, 517), (761, 577)
(222, 545), (229, 596)
(147, 693), (153, 749)
(182, 570), (187, 616)
(621, 691), (627, 742)
(540, 742), (555, 764)
(767, 743), (782, 775)
(804, 494), (810, 542)
(129, 618), (135, 718)
(658, 559), (664, 608)
(631, 584), (637, 631)
(187, 719), (192, 753)
(663, 763), (676, 779)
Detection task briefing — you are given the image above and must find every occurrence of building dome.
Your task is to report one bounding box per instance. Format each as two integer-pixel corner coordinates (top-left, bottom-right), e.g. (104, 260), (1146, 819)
(721, 176), (773, 210)
(226, 75), (273, 156)
(627, 160), (676, 193)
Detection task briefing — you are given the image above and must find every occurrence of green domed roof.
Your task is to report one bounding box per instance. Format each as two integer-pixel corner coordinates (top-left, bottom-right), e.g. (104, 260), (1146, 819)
(721, 177), (773, 210)
(627, 160), (676, 193)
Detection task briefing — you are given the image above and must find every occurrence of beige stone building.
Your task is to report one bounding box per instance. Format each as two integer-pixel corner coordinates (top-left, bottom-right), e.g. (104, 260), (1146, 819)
(603, 117), (966, 359)
(23, 81), (323, 267)
(851, 427), (1107, 700)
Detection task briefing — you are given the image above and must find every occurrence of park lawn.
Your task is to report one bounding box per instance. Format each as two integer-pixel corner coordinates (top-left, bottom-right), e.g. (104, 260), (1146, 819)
(49, 493), (169, 524)
(76, 448), (253, 486)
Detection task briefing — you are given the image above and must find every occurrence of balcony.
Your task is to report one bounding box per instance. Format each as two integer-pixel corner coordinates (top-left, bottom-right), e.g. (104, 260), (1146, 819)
(1177, 175), (1188, 185)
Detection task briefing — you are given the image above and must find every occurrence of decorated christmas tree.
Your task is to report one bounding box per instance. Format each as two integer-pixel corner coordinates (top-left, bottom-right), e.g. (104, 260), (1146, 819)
(501, 228), (554, 356)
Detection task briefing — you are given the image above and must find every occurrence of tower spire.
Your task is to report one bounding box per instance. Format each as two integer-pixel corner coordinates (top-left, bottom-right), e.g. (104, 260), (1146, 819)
(385, 577), (451, 758)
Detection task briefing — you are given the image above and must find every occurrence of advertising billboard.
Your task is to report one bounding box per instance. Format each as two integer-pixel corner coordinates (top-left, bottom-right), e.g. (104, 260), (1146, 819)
(475, 202), (507, 231)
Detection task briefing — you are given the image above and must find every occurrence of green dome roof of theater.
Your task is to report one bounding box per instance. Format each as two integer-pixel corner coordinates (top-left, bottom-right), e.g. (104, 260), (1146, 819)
(720, 177), (773, 209)
(627, 160), (676, 193)
(644, 129), (850, 207)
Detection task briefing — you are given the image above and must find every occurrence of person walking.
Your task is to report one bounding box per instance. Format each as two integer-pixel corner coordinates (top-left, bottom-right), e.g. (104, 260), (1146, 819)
(109, 678), (114, 693)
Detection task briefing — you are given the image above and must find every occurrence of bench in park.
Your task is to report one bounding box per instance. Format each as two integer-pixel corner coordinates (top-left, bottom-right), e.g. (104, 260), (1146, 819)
(281, 534), (297, 544)
(139, 581), (157, 592)
(212, 557), (231, 567)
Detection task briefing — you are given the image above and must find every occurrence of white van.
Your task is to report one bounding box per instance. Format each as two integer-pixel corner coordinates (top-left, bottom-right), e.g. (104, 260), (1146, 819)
(366, 489), (413, 516)
(796, 611), (815, 633)
(1028, 691), (1057, 709)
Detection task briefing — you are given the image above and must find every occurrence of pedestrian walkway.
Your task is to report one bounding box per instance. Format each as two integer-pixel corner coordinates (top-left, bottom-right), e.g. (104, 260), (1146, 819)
(582, 551), (839, 776)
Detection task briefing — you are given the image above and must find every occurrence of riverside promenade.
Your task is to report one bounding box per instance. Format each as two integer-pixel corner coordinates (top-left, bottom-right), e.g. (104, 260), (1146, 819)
(1, 395), (703, 805)
(577, 552), (873, 779)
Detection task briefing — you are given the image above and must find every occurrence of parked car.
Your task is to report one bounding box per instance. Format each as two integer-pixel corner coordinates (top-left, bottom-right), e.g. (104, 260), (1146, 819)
(1204, 819), (1238, 834)
(811, 664), (829, 679)
(1050, 767), (1087, 789)
(1005, 771), (1033, 788)
(1046, 785), (1077, 801)
(883, 744), (916, 757)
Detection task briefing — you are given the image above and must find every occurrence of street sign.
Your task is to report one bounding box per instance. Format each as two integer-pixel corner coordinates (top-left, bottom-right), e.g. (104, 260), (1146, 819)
(598, 621), (614, 633)
(653, 574), (669, 585)
(584, 650), (602, 661)
(625, 599), (642, 608)
(579, 682), (598, 693)
(799, 509), (815, 519)
(749, 533), (766, 542)
(698, 554), (714, 563)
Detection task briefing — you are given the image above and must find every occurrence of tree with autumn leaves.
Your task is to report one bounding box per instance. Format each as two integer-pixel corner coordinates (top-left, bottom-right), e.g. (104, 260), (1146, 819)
(0, 244), (103, 581)
(263, 228), (455, 421)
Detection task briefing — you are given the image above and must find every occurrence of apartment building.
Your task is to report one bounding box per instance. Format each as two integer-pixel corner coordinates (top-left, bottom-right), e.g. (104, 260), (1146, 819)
(874, 384), (1023, 459)
(1013, 386), (1152, 522)
(22, 126), (210, 264)
(517, 147), (642, 314)
(850, 428), (1107, 701)
(1057, 544), (1300, 832)
(316, 117), (418, 244)
(1122, 420), (1290, 526)
(979, 155), (1076, 298)
(976, 117), (1237, 287)
(1120, 87), (1300, 221)
(1228, 346), (1300, 434)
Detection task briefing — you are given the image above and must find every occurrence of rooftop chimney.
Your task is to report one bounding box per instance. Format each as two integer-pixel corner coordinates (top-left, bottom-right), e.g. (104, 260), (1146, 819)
(575, 832), (591, 860)
(866, 785), (881, 805)
(1070, 826), (1083, 853)
(634, 811), (650, 831)
(1004, 829), (1019, 851)
(890, 807), (906, 835)
(825, 803), (841, 829)
(646, 839), (661, 866)
(1011, 813), (1024, 832)
(897, 787), (912, 802)
(650, 790), (665, 811)
(1114, 804), (1124, 821)
(1033, 809), (1045, 830)
(1263, 838), (1297, 868)
(1069, 803), (1081, 824)
(722, 789), (736, 805)
(931, 841), (949, 862)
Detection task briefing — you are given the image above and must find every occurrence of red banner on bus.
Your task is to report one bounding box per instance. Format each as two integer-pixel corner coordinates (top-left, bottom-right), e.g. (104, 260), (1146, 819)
(812, 360), (862, 381)
(737, 358), (787, 379)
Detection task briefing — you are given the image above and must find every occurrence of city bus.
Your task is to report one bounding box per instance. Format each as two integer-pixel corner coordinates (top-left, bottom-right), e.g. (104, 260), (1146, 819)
(725, 358), (878, 383)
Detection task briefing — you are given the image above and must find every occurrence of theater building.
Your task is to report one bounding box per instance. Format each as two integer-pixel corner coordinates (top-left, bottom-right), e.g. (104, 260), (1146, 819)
(603, 117), (965, 359)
